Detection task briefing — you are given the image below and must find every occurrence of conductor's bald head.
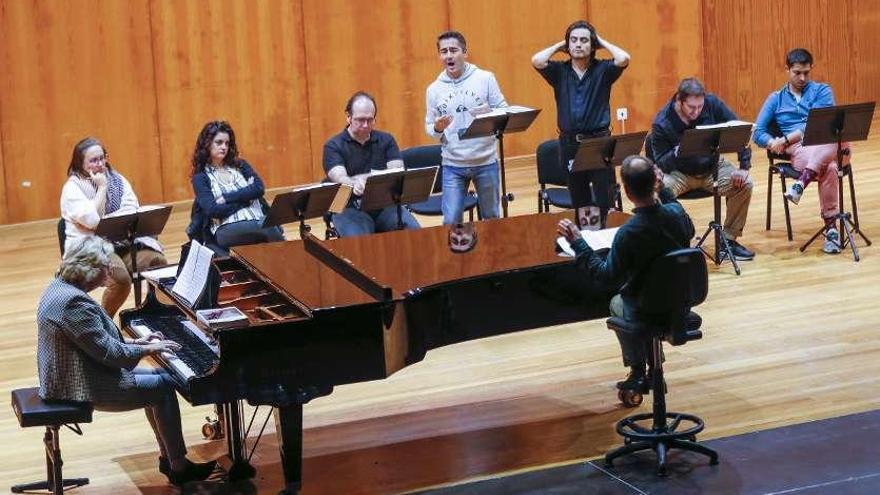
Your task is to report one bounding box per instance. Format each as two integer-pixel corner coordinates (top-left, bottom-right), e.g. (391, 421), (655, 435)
(621, 155), (657, 202)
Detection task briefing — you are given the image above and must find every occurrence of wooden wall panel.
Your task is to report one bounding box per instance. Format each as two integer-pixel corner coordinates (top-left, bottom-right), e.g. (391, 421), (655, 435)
(589, 0), (704, 134)
(149, 0), (312, 202)
(702, 0), (875, 123)
(301, 0), (449, 177)
(446, 0), (588, 157)
(0, 0), (161, 223)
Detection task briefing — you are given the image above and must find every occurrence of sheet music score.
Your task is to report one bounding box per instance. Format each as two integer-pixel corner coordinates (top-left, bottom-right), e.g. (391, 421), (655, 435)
(695, 119), (753, 130)
(171, 240), (214, 307)
(557, 227), (620, 257)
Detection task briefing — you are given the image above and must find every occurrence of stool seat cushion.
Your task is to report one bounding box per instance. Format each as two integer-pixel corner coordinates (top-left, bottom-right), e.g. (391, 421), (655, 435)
(11, 388), (92, 428)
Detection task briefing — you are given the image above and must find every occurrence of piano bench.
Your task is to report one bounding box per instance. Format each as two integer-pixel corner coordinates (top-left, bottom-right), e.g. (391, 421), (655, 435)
(10, 387), (92, 494)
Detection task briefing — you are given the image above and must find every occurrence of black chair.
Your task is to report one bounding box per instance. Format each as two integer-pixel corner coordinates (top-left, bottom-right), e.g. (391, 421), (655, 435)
(604, 248), (719, 476)
(401, 144), (479, 222)
(765, 148), (862, 245)
(11, 387), (93, 494)
(536, 139), (572, 213)
(56, 219), (66, 256)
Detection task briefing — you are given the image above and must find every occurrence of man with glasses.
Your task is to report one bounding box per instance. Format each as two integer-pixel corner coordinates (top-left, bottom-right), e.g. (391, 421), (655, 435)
(324, 91), (420, 237)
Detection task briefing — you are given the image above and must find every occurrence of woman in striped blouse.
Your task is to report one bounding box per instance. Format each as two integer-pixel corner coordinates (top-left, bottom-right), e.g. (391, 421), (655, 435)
(60, 137), (167, 318)
(189, 121), (283, 254)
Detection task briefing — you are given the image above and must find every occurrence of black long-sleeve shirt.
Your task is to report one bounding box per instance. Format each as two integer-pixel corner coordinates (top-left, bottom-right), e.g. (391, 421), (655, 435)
(650, 94), (751, 176)
(572, 188), (695, 311)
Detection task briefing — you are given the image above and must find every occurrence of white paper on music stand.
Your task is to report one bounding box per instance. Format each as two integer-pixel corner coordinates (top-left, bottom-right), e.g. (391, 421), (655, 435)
(171, 240), (214, 307)
(695, 119), (753, 130)
(141, 265), (178, 281)
(556, 227), (620, 257)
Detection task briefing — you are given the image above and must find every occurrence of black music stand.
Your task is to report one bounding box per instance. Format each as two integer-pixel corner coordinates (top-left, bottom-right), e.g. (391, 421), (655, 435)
(96, 205), (172, 304)
(359, 167), (438, 230)
(679, 124), (753, 276)
(263, 183), (346, 239)
(798, 102), (875, 261)
(570, 130), (648, 228)
(461, 107), (541, 217)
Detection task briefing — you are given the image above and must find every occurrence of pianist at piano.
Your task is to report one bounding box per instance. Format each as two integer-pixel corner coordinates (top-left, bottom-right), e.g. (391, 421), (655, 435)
(558, 155), (695, 393)
(36, 236), (217, 486)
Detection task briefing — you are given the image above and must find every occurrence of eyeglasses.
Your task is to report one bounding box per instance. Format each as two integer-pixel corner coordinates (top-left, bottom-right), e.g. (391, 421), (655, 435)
(87, 154), (108, 165)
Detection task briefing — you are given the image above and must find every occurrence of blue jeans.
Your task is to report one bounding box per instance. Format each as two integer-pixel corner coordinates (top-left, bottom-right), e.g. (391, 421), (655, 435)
(441, 162), (500, 225)
(333, 205), (420, 237)
(91, 369), (187, 463)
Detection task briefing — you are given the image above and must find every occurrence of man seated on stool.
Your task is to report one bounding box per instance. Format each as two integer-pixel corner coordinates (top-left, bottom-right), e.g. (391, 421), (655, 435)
(37, 236), (216, 486)
(753, 48), (848, 254)
(324, 91), (420, 237)
(651, 77), (755, 261)
(558, 155), (695, 392)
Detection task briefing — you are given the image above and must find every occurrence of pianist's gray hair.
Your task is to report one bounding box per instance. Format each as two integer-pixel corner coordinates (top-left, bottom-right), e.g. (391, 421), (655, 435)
(58, 236), (114, 287)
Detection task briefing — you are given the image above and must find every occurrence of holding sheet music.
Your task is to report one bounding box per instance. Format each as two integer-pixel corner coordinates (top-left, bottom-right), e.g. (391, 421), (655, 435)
(557, 155), (695, 394)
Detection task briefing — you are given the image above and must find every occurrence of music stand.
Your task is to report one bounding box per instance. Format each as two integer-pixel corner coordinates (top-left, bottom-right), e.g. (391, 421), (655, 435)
(679, 124), (753, 275)
(359, 167), (438, 230)
(461, 106), (541, 217)
(798, 102), (874, 261)
(263, 183), (345, 239)
(96, 205), (172, 304)
(570, 131), (648, 227)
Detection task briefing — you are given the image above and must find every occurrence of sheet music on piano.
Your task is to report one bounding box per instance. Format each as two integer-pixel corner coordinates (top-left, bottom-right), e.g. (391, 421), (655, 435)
(172, 239), (214, 307)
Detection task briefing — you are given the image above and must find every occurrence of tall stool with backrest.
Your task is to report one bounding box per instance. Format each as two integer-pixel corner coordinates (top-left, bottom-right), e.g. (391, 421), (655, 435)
(11, 387), (93, 494)
(402, 144), (479, 222)
(604, 248), (719, 476)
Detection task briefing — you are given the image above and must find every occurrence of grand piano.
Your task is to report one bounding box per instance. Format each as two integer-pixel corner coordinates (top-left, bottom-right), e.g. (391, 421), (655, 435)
(120, 211), (617, 493)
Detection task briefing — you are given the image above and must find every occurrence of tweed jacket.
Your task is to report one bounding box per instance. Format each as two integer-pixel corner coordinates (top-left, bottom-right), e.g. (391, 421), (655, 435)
(37, 277), (146, 403)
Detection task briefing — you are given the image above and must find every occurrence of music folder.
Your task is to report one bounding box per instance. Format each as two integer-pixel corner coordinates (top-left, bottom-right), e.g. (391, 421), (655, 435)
(263, 182), (346, 228)
(802, 102), (875, 146)
(96, 204), (172, 242)
(359, 167), (438, 211)
(571, 130), (648, 172)
(460, 105), (541, 140)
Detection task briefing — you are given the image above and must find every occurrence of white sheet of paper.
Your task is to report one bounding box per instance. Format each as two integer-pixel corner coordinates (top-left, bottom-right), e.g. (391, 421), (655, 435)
(556, 226), (620, 257)
(140, 265), (178, 281)
(171, 240), (214, 307)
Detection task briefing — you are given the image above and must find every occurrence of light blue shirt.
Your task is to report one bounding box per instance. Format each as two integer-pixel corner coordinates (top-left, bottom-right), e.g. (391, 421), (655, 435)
(753, 81), (835, 147)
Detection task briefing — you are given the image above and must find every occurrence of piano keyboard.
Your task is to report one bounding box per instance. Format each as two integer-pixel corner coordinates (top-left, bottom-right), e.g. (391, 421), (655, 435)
(129, 316), (220, 382)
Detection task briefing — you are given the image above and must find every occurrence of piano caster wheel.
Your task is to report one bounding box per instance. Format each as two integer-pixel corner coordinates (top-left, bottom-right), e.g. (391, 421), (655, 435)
(202, 417), (224, 440)
(618, 389), (643, 408)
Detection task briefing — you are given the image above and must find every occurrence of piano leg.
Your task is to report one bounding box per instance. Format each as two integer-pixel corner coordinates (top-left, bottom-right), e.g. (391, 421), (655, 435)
(219, 401), (256, 481)
(273, 404), (303, 495)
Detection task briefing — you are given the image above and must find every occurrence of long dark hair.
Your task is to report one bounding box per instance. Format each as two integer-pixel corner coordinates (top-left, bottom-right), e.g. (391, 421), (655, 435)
(563, 20), (599, 66)
(67, 137), (114, 178)
(190, 120), (240, 176)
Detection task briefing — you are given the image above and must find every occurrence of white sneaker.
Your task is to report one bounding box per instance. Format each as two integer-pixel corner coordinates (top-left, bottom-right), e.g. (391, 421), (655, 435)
(823, 228), (842, 254)
(785, 181), (804, 205)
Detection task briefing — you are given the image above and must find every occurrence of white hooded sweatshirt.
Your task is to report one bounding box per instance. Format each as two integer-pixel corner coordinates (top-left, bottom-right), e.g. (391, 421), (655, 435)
(425, 63), (507, 167)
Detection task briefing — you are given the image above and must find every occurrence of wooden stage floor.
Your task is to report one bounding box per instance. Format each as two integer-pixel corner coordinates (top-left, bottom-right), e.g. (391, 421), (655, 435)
(1, 128), (879, 493)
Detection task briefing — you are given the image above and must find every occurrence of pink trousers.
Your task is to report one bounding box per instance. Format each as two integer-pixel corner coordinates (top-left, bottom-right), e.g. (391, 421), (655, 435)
(786, 141), (850, 220)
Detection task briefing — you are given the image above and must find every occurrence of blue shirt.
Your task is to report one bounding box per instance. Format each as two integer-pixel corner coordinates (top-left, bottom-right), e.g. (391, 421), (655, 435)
(753, 81), (835, 147)
(536, 59), (625, 135)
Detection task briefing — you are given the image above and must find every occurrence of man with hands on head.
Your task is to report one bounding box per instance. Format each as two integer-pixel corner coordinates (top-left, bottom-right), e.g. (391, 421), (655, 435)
(324, 91), (420, 237)
(533, 20), (630, 228)
(557, 155), (694, 395)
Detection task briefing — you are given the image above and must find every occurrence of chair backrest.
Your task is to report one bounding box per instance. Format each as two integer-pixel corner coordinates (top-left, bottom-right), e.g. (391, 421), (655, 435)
(56, 218), (66, 256)
(536, 139), (567, 187)
(402, 145), (443, 194)
(634, 248), (708, 316)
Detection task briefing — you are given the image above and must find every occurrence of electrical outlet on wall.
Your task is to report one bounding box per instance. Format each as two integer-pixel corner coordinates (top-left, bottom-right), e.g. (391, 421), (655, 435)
(616, 107), (628, 121)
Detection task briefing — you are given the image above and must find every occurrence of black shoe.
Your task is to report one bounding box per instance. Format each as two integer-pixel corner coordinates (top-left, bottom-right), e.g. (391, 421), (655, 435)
(159, 456), (170, 476)
(616, 369), (648, 393)
(167, 459), (217, 486)
(721, 239), (755, 261)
